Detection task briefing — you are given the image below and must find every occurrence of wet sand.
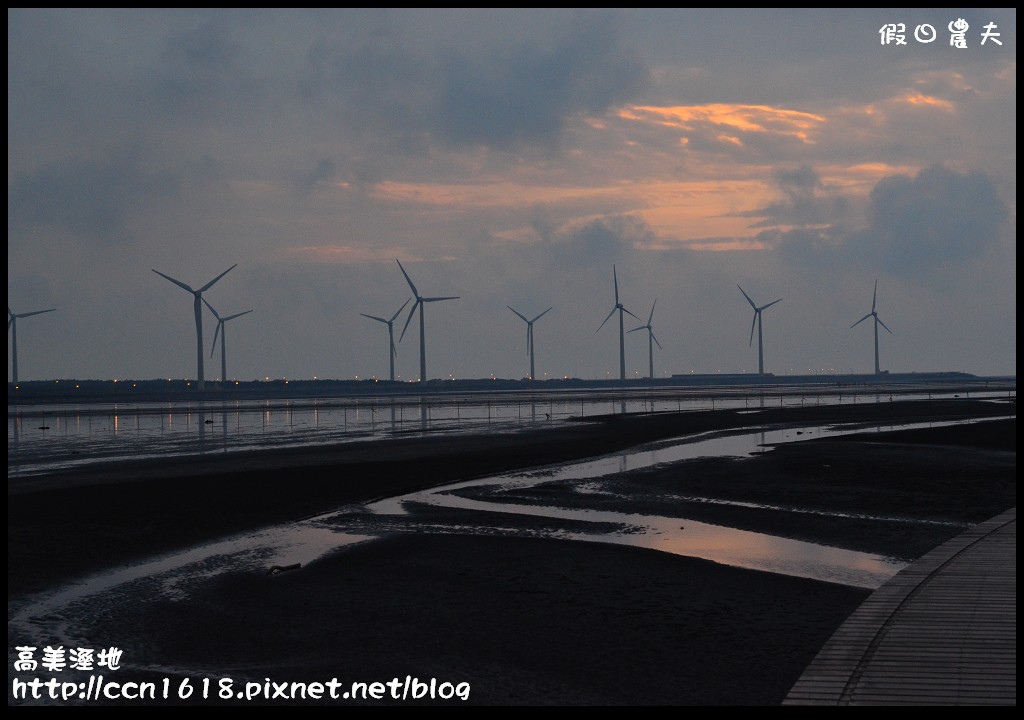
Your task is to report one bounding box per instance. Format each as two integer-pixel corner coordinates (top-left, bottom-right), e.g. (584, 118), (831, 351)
(7, 397), (1016, 705)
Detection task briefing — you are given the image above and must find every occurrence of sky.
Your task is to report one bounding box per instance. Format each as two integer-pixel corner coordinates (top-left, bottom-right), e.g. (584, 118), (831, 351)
(7, 9), (1017, 383)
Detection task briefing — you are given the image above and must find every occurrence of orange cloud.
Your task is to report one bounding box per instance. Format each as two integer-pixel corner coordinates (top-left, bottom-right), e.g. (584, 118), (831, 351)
(897, 92), (955, 111)
(620, 103), (826, 143)
(371, 180), (619, 207)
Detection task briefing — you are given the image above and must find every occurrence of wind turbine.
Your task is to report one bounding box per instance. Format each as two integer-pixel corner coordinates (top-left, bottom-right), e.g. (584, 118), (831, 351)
(507, 305), (552, 381)
(627, 300), (662, 379)
(361, 298), (411, 381)
(396, 259), (459, 382)
(738, 285), (782, 376)
(8, 306), (56, 384)
(851, 279), (892, 375)
(202, 298), (252, 384)
(152, 264), (237, 390)
(597, 265), (640, 381)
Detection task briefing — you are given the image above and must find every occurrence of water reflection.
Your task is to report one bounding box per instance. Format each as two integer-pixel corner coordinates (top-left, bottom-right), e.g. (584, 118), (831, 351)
(8, 387), (1013, 478)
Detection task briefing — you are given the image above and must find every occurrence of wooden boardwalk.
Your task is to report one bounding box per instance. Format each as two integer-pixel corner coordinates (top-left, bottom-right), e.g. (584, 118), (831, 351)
(785, 508), (1016, 706)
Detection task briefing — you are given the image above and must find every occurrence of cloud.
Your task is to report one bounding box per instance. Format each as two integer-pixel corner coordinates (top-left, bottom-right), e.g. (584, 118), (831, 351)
(546, 215), (656, 268)
(7, 150), (180, 243)
(735, 166), (855, 229)
(300, 12), (648, 152)
(847, 165), (1009, 275)
(718, 164), (1010, 281)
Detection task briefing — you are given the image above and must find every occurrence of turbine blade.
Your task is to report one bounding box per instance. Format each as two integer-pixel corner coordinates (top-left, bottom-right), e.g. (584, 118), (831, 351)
(749, 312), (757, 346)
(623, 307), (641, 322)
(508, 306), (529, 323)
(198, 264), (237, 292)
(613, 265), (619, 304)
(423, 296), (459, 302)
(201, 296), (221, 320)
(390, 336), (398, 359)
(596, 306), (616, 333)
(872, 279), (878, 312)
(627, 326), (645, 334)
(399, 301), (419, 342)
(737, 284), (756, 309)
(850, 313), (872, 329)
(526, 326), (532, 355)
(531, 306), (552, 323)
(652, 331), (663, 350)
(361, 313), (388, 323)
(647, 299), (656, 325)
(877, 316), (893, 334)
(760, 298), (782, 311)
(389, 297), (412, 322)
(15, 308), (57, 319)
(223, 309), (252, 322)
(396, 259), (419, 297)
(152, 269), (194, 293)
(210, 322), (221, 358)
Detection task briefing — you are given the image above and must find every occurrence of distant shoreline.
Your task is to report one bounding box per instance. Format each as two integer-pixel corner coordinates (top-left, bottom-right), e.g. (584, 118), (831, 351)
(7, 372), (1013, 406)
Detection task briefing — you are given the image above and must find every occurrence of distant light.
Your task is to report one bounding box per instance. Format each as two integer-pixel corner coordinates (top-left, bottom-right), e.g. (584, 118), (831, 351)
(75, 384), (80, 388)
(235, 381), (240, 385)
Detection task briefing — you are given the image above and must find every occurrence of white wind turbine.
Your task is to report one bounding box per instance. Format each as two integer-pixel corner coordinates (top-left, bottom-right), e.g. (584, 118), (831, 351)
(361, 298), (411, 381)
(507, 305), (552, 381)
(152, 264), (237, 390)
(396, 259), (459, 382)
(738, 285), (782, 376)
(202, 298), (252, 384)
(8, 306), (56, 384)
(597, 265), (640, 381)
(627, 300), (662, 379)
(850, 279), (892, 375)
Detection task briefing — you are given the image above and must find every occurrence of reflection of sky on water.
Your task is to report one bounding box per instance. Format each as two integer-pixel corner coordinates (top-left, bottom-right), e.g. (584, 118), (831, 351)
(7, 387), (1012, 477)
(13, 413), (980, 654)
(8, 394), (1012, 663)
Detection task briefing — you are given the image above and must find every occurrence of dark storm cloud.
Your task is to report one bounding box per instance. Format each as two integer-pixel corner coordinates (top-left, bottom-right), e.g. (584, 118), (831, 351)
(769, 166), (1009, 277)
(735, 166), (855, 229)
(292, 158), (336, 194)
(849, 165), (1010, 275)
(547, 215), (656, 268)
(8, 150), (179, 244)
(300, 13), (648, 151)
(151, 20), (250, 112)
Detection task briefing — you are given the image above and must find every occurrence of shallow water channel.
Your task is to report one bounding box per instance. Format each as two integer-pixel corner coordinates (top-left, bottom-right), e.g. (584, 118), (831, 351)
(15, 412), (1002, 657)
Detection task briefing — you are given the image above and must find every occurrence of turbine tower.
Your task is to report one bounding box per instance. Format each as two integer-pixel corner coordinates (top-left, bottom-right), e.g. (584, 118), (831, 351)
(8, 306), (56, 384)
(361, 298), (411, 381)
(597, 265), (640, 381)
(507, 305), (552, 381)
(851, 279), (892, 375)
(627, 300), (662, 379)
(202, 298), (252, 383)
(738, 285), (781, 376)
(152, 264), (236, 390)
(396, 259), (458, 382)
